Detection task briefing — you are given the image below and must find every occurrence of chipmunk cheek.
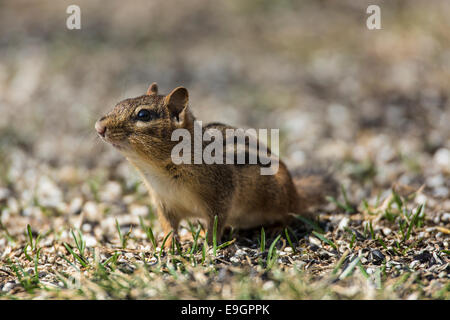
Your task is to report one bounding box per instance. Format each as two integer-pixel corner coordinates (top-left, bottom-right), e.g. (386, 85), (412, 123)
(130, 121), (154, 135)
(136, 121), (158, 135)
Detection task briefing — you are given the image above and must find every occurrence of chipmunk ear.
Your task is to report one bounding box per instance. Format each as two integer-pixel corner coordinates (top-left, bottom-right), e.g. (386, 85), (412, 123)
(164, 87), (189, 120)
(146, 82), (159, 95)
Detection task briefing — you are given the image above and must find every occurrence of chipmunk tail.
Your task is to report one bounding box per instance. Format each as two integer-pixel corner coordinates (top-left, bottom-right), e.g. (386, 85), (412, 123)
(291, 166), (338, 214)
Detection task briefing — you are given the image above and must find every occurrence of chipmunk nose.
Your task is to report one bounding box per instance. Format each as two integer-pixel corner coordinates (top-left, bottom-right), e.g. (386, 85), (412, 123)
(95, 119), (107, 137)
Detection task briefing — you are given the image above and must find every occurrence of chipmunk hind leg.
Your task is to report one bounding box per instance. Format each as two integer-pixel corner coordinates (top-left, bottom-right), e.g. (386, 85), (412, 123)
(156, 205), (181, 248)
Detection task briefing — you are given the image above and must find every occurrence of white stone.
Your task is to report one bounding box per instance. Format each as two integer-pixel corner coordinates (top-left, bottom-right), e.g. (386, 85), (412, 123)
(81, 223), (92, 233)
(100, 181), (122, 202)
(262, 281), (275, 291)
(338, 217), (349, 230)
(415, 194), (427, 205)
(2, 282), (15, 292)
(382, 228), (392, 236)
(69, 197), (83, 214)
(434, 148), (450, 170)
(129, 204), (149, 217)
(426, 175), (444, 187)
(309, 236), (322, 247)
(83, 201), (100, 220)
(0, 188), (10, 201)
(230, 256), (240, 263)
(84, 234), (97, 247)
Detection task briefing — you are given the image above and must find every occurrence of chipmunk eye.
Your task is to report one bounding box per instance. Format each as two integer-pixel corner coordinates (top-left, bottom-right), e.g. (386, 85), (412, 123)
(137, 109), (153, 121)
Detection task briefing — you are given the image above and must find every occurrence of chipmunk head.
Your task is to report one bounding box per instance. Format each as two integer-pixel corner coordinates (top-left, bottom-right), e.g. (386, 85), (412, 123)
(95, 83), (195, 162)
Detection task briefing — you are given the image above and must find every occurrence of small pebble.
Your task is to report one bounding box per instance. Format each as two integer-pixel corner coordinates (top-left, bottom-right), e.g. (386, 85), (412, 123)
(371, 249), (385, 262)
(129, 204), (149, 217)
(124, 252), (134, 259)
(81, 223), (92, 233)
(426, 175), (444, 187)
(434, 148), (450, 169)
(432, 252), (442, 265)
(338, 217), (349, 230)
(414, 250), (431, 263)
(84, 234), (97, 247)
(0, 188), (10, 201)
(69, 197), (83, 215)
(433, 187), (449, 198)
(309, 236), (321, 247)
(441, 213), (450, 222)
(99, 181), (122, 202)
(415, 194), (427, 205)
(2, 282), (15, 292)
(83, 201), (100, 220)
(230, 256), (240, 264)
(262, 281), (275, 291)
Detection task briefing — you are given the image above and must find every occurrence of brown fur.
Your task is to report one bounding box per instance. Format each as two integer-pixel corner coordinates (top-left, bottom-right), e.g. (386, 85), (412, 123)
(95, 84), (336, 246)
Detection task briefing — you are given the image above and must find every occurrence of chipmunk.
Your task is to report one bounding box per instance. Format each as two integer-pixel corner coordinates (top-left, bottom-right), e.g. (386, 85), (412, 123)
(95, 83), (336, 245)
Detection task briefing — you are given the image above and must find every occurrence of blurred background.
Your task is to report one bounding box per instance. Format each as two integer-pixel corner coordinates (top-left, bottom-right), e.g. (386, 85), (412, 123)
(0, 0), (449, 235)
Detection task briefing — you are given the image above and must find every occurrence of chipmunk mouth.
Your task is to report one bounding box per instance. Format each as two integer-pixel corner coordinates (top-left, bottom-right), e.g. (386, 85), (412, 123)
(108, 139), (127, 150)
(95, 120), (129, 151)
(100, 135), (127, 151)
(111, 142), (124, 150)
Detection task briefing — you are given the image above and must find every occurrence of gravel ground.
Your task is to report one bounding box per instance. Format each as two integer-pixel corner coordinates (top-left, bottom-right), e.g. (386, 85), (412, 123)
(0, 0), (449, 299)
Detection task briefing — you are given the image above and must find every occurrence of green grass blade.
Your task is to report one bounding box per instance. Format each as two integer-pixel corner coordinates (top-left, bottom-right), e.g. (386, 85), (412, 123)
(260, 227), (266, 253)
(34, 249), (41, 283)
(404, 204), (422, 242)
(357, 261), (369, 279)
(26, 224), (33, 249)
(332, 250), (350, 275)
(23, 244), (32, 262)
(190, 225), (202, 255)
(267, 234), (281, 269)
(284, 228), (296, 253)
(201, 241), (207, 264)
(115, 219), (123, 247)
(147, 227), (157, 249)
(216, 239), (235, 251)
(312, 231), (337, 250)
(212, 215), (218, 256)
(159, 230), (173, 260)
(339, 256), (361, 279)
(63, 242), (88, 268)
(294, 215), (324, 234)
